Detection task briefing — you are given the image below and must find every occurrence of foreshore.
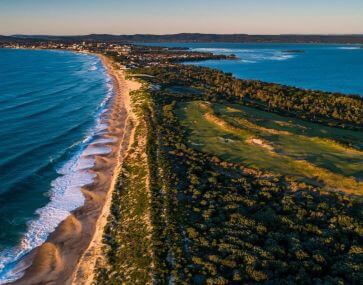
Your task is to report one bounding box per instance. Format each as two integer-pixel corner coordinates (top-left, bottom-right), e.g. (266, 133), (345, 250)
(9, 54), (141, 285)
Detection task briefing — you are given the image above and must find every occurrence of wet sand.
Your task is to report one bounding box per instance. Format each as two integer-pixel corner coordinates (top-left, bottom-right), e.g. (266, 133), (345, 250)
(10, 55), (141, 285)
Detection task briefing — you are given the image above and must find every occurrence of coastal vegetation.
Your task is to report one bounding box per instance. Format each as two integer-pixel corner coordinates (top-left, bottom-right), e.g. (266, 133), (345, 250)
(96, 50), (363, 284)
(132, 78), (362, 284)
(95, 86), (154, 284)
(93, 46), (362, 284)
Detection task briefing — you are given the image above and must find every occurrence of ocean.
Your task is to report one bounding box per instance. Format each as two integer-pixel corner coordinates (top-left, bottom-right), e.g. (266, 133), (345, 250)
(0, 49), (113, 283)
(145, 43), (363, 96)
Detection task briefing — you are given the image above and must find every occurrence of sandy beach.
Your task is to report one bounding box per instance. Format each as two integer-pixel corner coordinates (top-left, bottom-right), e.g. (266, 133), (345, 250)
(10, 55), (141, 285)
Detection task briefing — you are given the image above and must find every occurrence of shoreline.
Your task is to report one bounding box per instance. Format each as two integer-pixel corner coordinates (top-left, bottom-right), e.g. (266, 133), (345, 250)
(9, 54), (140, 285)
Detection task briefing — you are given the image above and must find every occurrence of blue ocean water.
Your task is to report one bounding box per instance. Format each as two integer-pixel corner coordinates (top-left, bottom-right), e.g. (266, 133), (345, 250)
(0, 49), (113, 283)
(146, 43), (363, 96)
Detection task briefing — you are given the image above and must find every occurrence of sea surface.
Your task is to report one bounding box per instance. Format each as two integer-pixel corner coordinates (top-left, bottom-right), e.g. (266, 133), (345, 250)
(145, 43), (363, 96)
(0, 49), (113, 283)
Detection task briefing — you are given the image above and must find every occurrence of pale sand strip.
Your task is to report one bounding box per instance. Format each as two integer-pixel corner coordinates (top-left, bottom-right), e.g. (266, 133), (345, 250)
(10, 56), (141, 285)
(71, 58), (141, 285)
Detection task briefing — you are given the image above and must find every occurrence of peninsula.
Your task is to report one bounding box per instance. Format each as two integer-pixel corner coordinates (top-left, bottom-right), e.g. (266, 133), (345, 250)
(1, 39), (362, 285)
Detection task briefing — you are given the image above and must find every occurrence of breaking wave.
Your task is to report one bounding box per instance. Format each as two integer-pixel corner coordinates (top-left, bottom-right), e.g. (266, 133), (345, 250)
(0, 54), (115, 284)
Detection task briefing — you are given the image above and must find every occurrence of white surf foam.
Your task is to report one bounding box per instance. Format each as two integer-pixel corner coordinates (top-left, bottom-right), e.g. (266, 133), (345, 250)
(240, 59), (257, 64)
(0, 153), (96, 283)
(92, 138), (116, 145)
(192, 47), (297, 63)
(337, 46), (360, 50)
(193, 48), (252, 53)
(0, 54), (115, 284)
(82, 145), (112, 156)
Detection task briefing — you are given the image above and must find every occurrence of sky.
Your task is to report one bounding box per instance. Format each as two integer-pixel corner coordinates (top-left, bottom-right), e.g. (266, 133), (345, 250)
(0, 0), (362, 35)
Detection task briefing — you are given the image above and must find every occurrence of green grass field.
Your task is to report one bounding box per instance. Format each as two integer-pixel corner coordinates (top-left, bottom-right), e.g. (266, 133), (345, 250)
(176, 101), (363, 194)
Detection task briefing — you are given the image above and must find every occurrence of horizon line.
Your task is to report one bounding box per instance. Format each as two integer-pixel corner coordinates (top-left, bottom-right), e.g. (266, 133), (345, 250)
(3, 33), (363, 37)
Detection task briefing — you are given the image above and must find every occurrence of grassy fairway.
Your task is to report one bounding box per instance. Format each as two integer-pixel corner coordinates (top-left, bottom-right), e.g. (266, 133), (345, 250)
(215, 103), (363, 150)
(176, 101), (363, 194)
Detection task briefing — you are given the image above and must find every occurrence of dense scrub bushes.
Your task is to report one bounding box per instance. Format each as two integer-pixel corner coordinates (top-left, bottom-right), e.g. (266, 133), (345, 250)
(97, 54), (363, 284)
(95, 89), (154, 285)
(144, 85), (363, 284)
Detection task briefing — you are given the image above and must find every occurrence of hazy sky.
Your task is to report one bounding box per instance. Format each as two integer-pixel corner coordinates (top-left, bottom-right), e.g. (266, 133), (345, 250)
(0, 0), (362, 35)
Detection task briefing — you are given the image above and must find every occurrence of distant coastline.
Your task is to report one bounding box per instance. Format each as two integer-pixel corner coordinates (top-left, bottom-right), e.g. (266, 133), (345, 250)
(2, 33), (363, 44)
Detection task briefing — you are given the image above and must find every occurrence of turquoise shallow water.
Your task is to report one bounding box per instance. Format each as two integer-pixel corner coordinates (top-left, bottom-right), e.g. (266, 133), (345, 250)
(0, 49), (113, 282)
(145, 43), (363, 96)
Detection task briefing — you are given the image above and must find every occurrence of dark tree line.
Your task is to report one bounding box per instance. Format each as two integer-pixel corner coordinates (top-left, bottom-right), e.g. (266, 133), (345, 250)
(134, 65), (363, 129)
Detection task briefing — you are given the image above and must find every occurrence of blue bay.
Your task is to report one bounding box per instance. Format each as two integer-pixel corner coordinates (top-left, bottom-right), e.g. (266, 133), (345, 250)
(145, 43), (363, 96)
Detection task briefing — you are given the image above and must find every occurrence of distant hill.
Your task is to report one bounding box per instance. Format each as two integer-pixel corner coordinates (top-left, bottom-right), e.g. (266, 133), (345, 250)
(2, 33), (363, 44)
(0, 35), (16, 42)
